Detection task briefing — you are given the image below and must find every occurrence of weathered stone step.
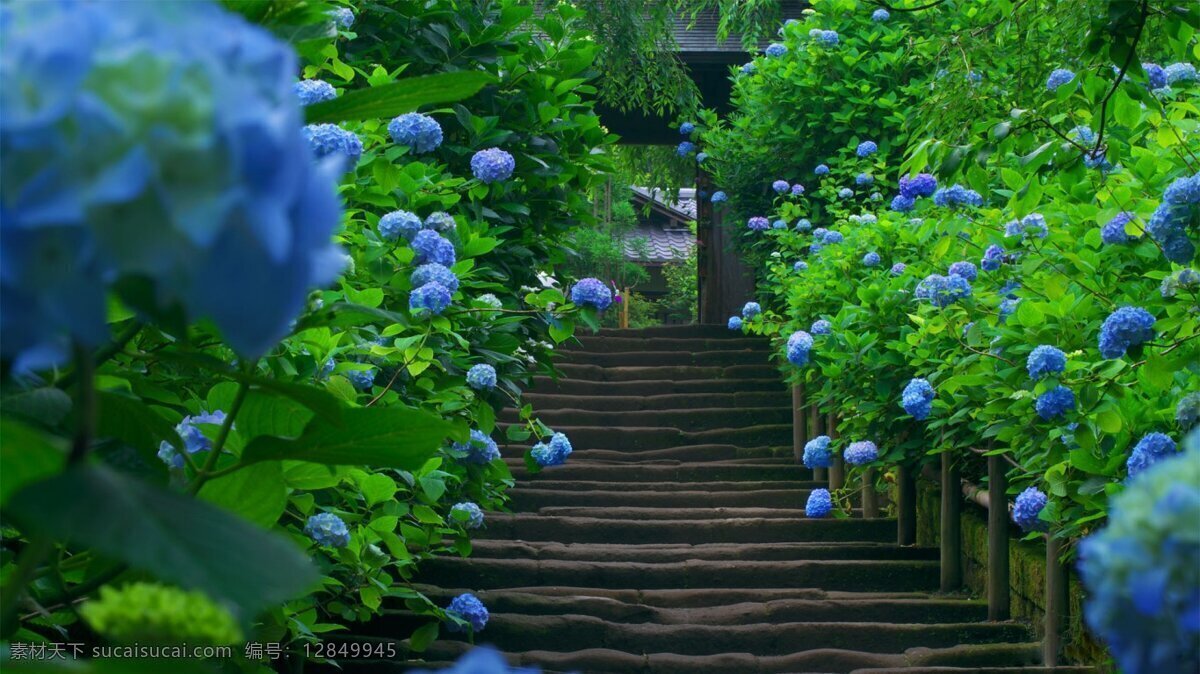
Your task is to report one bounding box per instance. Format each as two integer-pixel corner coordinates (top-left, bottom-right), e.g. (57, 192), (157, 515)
(529, 506), (829, 520)
(519, 479), (821, 492)
(557, 363), (778, 381)
(849, 669), (1100, 674)
(500, 406), (793, 430)
(413, 584), (937, 608)
(474, 513), (897, 545)
(463, 541), (937, 563)
(498, 423), (793, 451)
(570, 336), (770, 353)
(532, 376), (786, 396)
(409, 586), (980, 624)
(419, 557), (937, 592)
(500, 444), (790, 464)
(509, 486), (816, 509)
(596, 324), (747, 339)
(510, 461), (811, 482)
(560, 349), (770, 367)
(398, 640), (1043, 674)
(521, 390), (785, 411)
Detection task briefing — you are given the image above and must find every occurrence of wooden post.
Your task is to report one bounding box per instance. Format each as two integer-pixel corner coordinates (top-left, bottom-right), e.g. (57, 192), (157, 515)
(620, 287), (630, 329)
(827, 412), (844, 490)
(861, 466), (879, 518)
(811, 406), (827, 483)
(792, 383), (807, 465)
(1044, 535), (1068, 665)
(940, 452), (962, 592)
(896, 463), (916, 545)
(988, 453), (1010, 620)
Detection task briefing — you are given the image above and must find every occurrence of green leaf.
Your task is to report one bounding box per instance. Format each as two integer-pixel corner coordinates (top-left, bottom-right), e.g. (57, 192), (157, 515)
(7, 465), (318, 619)
(0, 418), (66, 507)
(282, 461), (347, 490)
(198, 461), (287, 528)
(408, 622), (439, 652)
(95, 391), (181, 462)
(305, 72), (494, 124)
(1096, 410), (1123, 434)
(1, 387), (72, 427)
(241, 407), (463, 470)
(359, 473), (398, 507)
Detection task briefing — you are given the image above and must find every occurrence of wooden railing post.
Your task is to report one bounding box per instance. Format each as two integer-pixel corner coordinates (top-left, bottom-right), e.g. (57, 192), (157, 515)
(810, 405), (827, 483)
(940, 452), (962, 592)
(861, 466), (879, 518)
(987, 453), (1010, 620)
(1044, 535), (1068, 665)
(896, 463), (916, 545)
(792, 383), (807, 465)
(827, 412), (844, 490)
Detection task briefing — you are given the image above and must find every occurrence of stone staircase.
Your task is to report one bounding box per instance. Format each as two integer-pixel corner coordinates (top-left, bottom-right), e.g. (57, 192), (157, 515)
(361, 325), (1095, 674)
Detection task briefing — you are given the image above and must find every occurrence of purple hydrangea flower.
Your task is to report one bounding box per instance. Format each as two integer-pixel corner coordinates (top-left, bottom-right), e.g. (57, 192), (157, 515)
(890, 262), (907, 276)
(470, 148), (515, 183)
(981, 245), (1005, 271)
(772, 180), (790, 193)
(1143, 62), (1167, 89)
(571, 278), (613, 311)
(899, 173), (938, 198)
(791, 183), (806, 196)
(748, 216), (771, 231)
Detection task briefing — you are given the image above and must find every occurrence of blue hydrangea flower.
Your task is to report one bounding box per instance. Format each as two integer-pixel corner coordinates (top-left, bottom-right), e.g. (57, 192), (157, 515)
(1027, 345), (1067, 379)
(823, 231), (844, 244)
(742, 302), (762, 319)
(947, 261), (978, 281)
(727, 316), (744, 330)
(411, 230), (457, 267)
(811, 319), (831, 335)
(891, 195), (915, 212)
(1163, 174), (1200, 204)
(862, 252), (881, 267)
(531, 432), (573, 467)
(347, 368), (377, 391)
(294, 79), (336, 106)
(1078, 444), (1200, 674)
(816, 30), (840, 47)
(450, 502), (485, 529)
(470, 148), (515, 183)
(772, 180), (790, 193)
(802, 436), (832, 469)
(1164, 62), (1197, 85)
(379, 210), (423, 242)
(772, 219), (787, 230)
(411, 263), (459, 293)
(806, 488), (833, 517)
(795, 218), (812, 231)
(856, 141), (878, 157)
(423, 211), (457, 233)
(815, 164), (830, 176)
(844, 441), (878, 465)
(932, 184), (984, 208)
(765, 43), (788, 57)
(696, 152), (709, 163)
(571, 278), (613, 310)
(786, 330), (814, 366)
(967, 71), (983, 85)
(748, 216), (770, 231)
(0, 1), (350, 365)
(1099, 306), (1156, 359)
(1143, 62), (1168, 89)
(1035, 385), (1075, 420)
(1176, 393), (1199, 431)
(794, 261), (809, 272)
(454, 429), (500, 465)
(466, 364), (497, 391)
(1068, 125), (1097, 145)
(1162, 268), (1200, 297)
(1126, 432), (1178, 477)
(977, 245), (1002, 272)
(446, 593), (489, 633)
(388, 113), (443, 153)
(1003, 212), (1049, 239)
(679, 122), (695, 135)
(304, 123), (363, 167)
(1083, 148), (1112, 171)
(327, 7), (354, 29)
(740, 62), (757, 75)
(1047, 68), (1076, 91)
(156, 410), (228, 469)
(711, 191), (728, 203)
(791, 183), (806, 196)
(899, 174), (938, 199)
(409, 283), (451, 317)
(1147, 175), (1199, 263)
(676, 141), (696, 157)
(838, 188), (854, 199)
(915, 274), (972, 307)
(999, 298), (1019, 322)
(900, 378), (935, 420)
(319, 358), (336, 380)
(890, 262), (907, 276)
(856, 173), (874, 186)
(305, 513), (351, 547)
(1012, 487), (1048, 532)
(872, 8), (890, 21)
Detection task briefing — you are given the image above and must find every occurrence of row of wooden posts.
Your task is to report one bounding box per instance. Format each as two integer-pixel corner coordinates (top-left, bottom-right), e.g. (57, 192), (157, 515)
(791, 383), (1070, 665)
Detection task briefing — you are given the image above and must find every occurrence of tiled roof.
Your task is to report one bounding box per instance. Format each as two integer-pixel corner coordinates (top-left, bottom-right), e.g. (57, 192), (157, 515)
(624, 224), (695, 263)
(673, 2), (810, 53)
(631, 186), (696, 221)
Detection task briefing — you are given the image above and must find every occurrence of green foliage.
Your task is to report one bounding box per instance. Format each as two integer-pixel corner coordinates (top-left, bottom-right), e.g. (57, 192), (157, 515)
(661, 250), (700, 323)
(81, 582), (244, 646)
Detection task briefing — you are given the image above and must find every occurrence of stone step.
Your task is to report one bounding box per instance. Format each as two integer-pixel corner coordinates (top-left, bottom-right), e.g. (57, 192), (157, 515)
(849, 669), (1100, 674)
(521, 390), (786, 411)
(527, 506), (830, 520)
(409, 586), (980, 624)
(570, 336), (770, 353)
(462, 541), (937, 563)
(498, 423), (794, 451)
(517, 479), (823, 492)
(596, 324), (747, 339)
(557, 362), (779, 382)
(500, 444), (790, 464)
(510, 461), (811, 482)
(531, 376), (786, 396)
(500, 406), (793, 430)
(560, 349), (771, 367)
(390, 641), (1043, 674)
(509, 486), (817, 509)
(475, 513), (897, 545)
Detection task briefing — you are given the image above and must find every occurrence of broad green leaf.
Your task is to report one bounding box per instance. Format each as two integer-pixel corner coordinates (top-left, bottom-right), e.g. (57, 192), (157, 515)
(408, 622), (439, 652)
(359, 473), (398, 507)
(198, 461), (287, 527)
(283, 461), (347, 490)
(7, 465), (318, 619)
(95, 391), (182, 460)
(305, 72), (494, 124)
(0, 418), (66, 507)
(1, 387), (72, 427)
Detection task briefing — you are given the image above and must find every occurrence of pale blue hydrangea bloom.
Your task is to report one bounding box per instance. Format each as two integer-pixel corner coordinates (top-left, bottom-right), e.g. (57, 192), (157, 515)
(680, 122), (695, 135)
(379, 210), (423, 241)
(891, 195), (915, 212)
(915, 274), (972, 307)
(856, 140), (878, 157)
(411, 263), (459, 293)
(765, 43), (788, 57)
(863, 252), (881, 267)
(748, 216), (771, 231)
(811, 319), (831, 335)
(786, 330), (814, 366)
(727, 316), (743, 330)
(795, 218), (812, 231)
(532, 433), (573, 467)
(890, 262), (907, 276)
(388, 113), (443, 153)
(815, 164), (830, 176)
(803, 436), (832, 469)
(327, 7), (354, 29)
(793, 261), (809, 272)
(304, 123), (363, 166)
(1046, 68), (1076, 91)
(711, 191), (728, 203)
(470, 148), (515, 183)
(806, 488), (833, 517)
(571, 278), (613, 310)
(411, 230), (457, 267)
(1176, 393), (1199, 431)
(901, 378), (934, 420)
(844, 441), (878, 465)
(856, 173), (874, 186)
(791, 183), (806, 196)
(677, 141), (696, 156)
(742, 302), (762, 319)
(454, 429), (500, 465)
(305, 513), (350, 547)
(423, 211), (457, 233)
(347, 368), (377, 391)
(872, 8), (890, 21)
(466, 364), (497, 390)
(773, 180), (790, 193)
(1003, 213), (1049, 239)
(932, 184), (983, 208)
(838, 188), (854, 199)
(294, 79), (336, 106)
(981, 245), (1005, 271)
(1126, 432), (1177, 477)
(450, 502), (485, 529)
(697, 152), (709, 163)
(1164, 62), (1197, 85)
(1027, 345), (1066, 379)
(948, 261), (978, 281)
(157, 411), (228, 469)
